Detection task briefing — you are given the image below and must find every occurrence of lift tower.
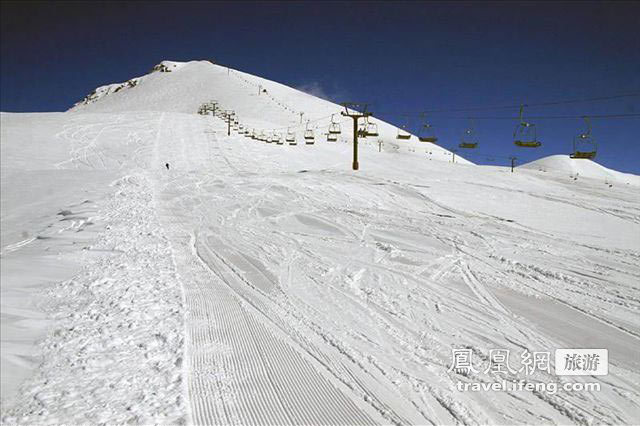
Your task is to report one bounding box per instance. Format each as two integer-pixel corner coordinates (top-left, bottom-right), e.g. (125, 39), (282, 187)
(341, 103), (372, 171)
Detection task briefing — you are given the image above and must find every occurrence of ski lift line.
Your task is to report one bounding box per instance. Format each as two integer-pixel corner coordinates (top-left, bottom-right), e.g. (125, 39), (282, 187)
(374, 92), (640, 116)
(252, 111), (356, 133)
(393, 113), (640, 121)
(455, 113), (640, 120)
(233, 105), (372, 135)
(219, 111), (634, 147)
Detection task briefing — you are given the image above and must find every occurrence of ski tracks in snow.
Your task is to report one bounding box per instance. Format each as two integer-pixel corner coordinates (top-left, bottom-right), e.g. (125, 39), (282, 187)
(149, 113), (640, 425)
(153, 114), (381, 425)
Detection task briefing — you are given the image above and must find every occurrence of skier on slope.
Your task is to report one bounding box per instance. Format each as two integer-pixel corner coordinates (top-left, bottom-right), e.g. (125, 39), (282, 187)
(165, 163), (170, 170)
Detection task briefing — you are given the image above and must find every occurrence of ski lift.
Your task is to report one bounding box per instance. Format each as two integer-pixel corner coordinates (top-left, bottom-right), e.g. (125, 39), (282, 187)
(327, 132), (338, 142)
(328, 114), (342, 135)
(396, 115), (411, 140)
(365, 117), (379, 137)
(304, 121), (315, 144)
(418, 118), (438, 143)
(286, 129), (297, 145)
(396, 125), (411, 140)
(357, 121), (368, 138)
(513, 105), (541, 148)
(270, 131), (281, 144)
(570, 116), (597, 159)
(459, 120), (478, 149)
(276, 132), (284, 145)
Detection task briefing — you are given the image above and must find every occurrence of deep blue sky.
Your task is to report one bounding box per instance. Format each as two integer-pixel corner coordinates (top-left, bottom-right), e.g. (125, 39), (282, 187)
(2, 1), (639, 173)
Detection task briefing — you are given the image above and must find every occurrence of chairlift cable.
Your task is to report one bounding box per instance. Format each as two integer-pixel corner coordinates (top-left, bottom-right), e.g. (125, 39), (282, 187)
(374, 92), (640, 116)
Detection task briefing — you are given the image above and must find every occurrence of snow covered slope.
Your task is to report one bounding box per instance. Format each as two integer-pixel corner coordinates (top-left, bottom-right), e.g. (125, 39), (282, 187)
(520, 154), (640, 186)
(70, 60), (471, 164)
(72, 61), (186, 108)
(2, 61), (640, 425)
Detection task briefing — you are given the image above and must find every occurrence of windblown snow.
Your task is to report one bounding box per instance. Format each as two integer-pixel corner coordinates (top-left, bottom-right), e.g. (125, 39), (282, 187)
(2, 60), (639, 425)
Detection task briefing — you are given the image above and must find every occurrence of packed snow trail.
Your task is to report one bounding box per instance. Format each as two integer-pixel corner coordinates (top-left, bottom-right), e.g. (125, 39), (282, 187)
(152, 114), (383, 424)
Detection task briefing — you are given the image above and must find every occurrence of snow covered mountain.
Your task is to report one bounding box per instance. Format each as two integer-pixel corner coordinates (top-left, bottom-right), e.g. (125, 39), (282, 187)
(70, 60), (470, 164)
(2, 60), (639, 425)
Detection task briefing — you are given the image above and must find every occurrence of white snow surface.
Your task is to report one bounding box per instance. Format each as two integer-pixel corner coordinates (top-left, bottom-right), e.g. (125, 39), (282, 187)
(520, 154), (640, 185)
(1, 60), (640, 425)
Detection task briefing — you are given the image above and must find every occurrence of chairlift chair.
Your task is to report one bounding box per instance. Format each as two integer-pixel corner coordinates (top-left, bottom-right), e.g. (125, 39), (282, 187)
(275, 132), (284, 145)
(304, 122), (315, 144)
(396, 125), (411, 140)
(269, 132), (279, 144)
(416, 114), (438, 142)
(570, 117), (597, 159)
(286, 129), (297, 145)
(357, 121), (368, 138)
(513, 105), (541, 148)
(365, 118), (379, 137)
(327, 132), (338, 142)
(418, 124), (438, 143)
(328, 114), (342, 135)
(459, 121), (478, 149)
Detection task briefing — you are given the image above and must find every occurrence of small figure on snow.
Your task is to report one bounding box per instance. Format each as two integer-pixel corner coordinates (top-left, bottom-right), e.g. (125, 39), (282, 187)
(165, 163), (170, 170)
